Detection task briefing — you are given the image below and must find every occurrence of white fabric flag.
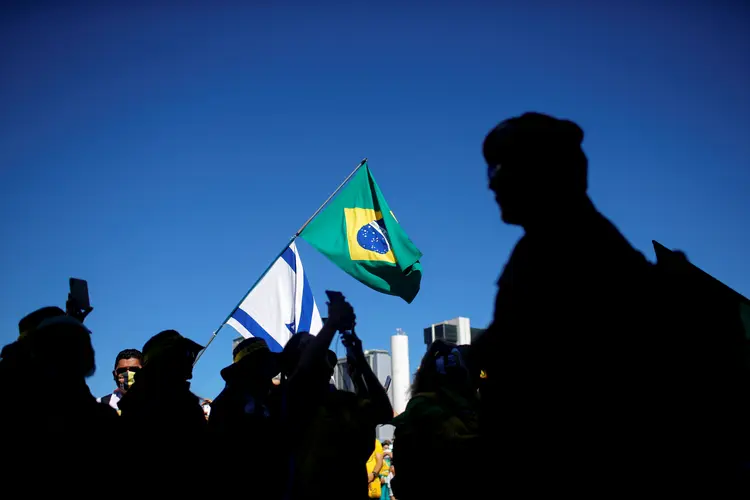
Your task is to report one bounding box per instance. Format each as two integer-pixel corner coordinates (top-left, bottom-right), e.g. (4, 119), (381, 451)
(226, 241), (323, 352)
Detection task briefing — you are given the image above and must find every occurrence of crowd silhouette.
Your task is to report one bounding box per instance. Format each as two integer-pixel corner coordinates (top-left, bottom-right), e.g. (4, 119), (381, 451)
(1, 112), (748, 497)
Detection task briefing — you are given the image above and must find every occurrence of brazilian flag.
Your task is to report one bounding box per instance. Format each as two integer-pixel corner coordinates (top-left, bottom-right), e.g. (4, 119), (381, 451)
(300, 163), (423, 303)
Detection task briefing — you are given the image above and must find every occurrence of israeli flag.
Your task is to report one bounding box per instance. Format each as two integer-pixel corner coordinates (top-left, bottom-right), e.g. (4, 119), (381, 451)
(226, 241), (323, 352)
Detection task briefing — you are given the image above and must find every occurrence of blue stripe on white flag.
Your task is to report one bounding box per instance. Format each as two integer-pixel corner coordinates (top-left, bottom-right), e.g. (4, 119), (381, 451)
(298, 273), (315, 333)
(230, 308), (283, 352)
(225, 241), (323, 353)
(280, 246), (296, 273)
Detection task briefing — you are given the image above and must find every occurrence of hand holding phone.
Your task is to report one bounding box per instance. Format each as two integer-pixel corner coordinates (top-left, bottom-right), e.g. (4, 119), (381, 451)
(325, 290), (355, 332)
(341, 328), (363, 359)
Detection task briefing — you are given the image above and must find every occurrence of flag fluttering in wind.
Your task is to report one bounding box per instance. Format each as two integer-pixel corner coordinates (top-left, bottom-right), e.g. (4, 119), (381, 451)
(193, 159), (423, 367)
(225, 241), (323, 352)
(300, 163), (423, 303)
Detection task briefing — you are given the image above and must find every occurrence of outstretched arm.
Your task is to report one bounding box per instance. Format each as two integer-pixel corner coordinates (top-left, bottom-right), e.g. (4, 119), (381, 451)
(291, 321), (337, 382)
(290, 297), (353, 383)
(344, 332), (393, 425)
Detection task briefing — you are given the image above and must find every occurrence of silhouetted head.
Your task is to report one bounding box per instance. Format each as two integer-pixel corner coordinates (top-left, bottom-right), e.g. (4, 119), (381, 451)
(27, 312), (96, 380)
(221, 337), (280, 387)
(280, 332), (313, 378)
(141, 330), (203, 383)
(113, 348), (143, 395)
(18, 306), (66, 340)
(1, 308), (69, 383)
(280, 332), (336, 384)
(412, 340), (476, 396)
(483, 112), (587, 228)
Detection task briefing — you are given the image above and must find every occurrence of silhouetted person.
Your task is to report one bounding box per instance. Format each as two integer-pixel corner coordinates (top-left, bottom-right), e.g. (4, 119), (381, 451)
(281, 293), (391, 500)
(209, 337), (280, 432)
(653, 242), (750, 486)
(391, 341), (480, 500)
(208, 337), (283, 497)
(279, 332), (346, 500)
(476, 112), (679, 492)
(1, 307), (117, 490)
(97, 348), (143, 413)
(118, 330), (205, 482)
(0, 307), (67, 430)
(341, 330), (394, 497)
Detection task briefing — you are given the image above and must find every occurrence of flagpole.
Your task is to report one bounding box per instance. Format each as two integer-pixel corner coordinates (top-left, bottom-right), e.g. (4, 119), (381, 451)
(193, 158), (368, 366)
(193, 239), (295, 366)
(294, 157), (367, 236)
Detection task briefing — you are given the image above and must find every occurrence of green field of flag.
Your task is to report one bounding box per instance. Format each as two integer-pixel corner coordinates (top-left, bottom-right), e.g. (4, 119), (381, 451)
(301, 163), (423, 303)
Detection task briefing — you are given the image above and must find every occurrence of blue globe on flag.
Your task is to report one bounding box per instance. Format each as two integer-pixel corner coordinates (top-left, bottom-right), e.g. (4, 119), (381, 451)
(357, 219), (391, 254)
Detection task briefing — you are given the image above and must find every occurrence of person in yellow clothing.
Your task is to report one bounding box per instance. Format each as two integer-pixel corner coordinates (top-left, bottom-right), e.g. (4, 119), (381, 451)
(366, 439), (384, 499)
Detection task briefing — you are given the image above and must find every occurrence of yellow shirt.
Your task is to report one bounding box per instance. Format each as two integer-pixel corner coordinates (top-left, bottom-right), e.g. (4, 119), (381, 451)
(366, 440), (383, 498)
(366, 439), (383, 474)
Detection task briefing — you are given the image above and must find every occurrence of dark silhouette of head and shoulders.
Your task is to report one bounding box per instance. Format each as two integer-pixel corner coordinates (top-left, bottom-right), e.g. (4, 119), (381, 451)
(475, 112), (668, 492)
(118, 330), (206, 437)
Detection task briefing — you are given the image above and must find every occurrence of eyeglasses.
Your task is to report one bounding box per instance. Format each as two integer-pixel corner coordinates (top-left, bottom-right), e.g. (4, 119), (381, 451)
(488, 163), (502, 182)
(115, 366), (141, 375)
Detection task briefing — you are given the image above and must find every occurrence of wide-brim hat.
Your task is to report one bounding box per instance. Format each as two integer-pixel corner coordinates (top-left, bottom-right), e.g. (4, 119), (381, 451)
(142, 330), (204, 367)
(221, 337), (280, 380)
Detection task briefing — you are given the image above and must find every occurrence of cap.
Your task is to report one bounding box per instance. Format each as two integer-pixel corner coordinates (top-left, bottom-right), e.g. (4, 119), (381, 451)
(36, 315), (91, 335)
(142, 330), (204, 367)
(18, 306), (66, 339)
(483, 112), (584, 165)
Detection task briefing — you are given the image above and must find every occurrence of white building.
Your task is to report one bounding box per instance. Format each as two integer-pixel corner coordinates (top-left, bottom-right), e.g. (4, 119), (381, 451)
(423, 317), (485, 347)
(390, 331), (410, 416)
(333, 349), (392, 401)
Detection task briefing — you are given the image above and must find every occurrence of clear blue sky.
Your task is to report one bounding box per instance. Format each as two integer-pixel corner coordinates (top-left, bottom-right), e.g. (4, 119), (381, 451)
(1, 2), (748, 400)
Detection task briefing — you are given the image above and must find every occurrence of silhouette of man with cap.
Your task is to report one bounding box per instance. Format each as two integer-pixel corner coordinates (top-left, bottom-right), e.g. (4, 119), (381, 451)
(475, 112), (671, 492)
(1, 307), (68, 400)
(2, 307), (112, 428)
(118, 329), (206, 483)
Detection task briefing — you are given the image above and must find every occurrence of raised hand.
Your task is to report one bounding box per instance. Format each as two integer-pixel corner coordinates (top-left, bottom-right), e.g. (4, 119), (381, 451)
(325, 292), (356, 332)
(341, 330), (364, 359)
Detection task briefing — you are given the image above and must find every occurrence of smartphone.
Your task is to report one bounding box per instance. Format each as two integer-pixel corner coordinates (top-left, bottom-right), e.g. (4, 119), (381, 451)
(384, 375), (392, 391)
(69, 278), (90, 310)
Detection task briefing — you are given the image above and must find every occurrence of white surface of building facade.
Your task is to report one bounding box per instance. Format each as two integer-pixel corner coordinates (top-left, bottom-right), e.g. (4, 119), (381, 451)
(423, 317), (485, 347)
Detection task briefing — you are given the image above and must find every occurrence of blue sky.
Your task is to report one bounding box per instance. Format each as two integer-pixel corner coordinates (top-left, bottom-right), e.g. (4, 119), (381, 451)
(1, 2), (748, 400)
